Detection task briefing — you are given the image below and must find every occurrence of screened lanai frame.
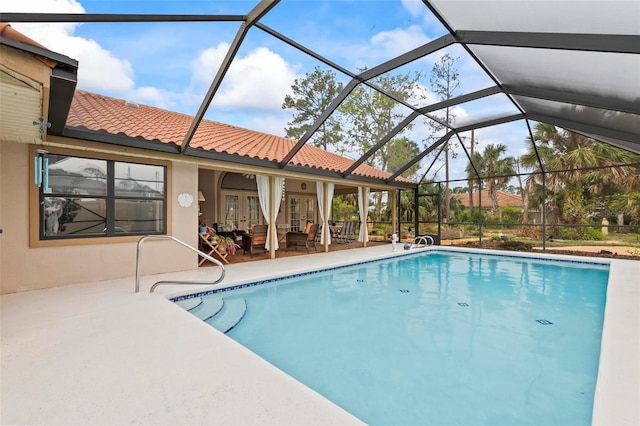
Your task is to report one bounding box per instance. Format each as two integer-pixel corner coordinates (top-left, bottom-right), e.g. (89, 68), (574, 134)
(4, 0), (639, 244)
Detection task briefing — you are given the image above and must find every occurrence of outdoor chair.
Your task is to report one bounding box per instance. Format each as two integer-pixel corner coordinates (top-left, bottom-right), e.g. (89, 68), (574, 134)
(315, 224), (323, 243)
(242, 224), (268, 257)
(329, 222), (343, 242)
(339, 221), (357, 243)
(286, 223), (319, 253)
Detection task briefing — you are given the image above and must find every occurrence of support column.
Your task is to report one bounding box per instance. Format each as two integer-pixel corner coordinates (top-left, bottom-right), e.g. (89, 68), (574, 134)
(391, 190), (397, 238)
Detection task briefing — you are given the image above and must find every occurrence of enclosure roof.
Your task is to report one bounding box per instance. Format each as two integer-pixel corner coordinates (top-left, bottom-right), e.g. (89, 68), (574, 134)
(2, 0), (639, 187)
(426, 0), (639, 156)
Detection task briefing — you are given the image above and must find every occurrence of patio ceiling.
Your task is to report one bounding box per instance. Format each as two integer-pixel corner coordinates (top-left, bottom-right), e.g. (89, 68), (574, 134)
(3, 0), (639, 188)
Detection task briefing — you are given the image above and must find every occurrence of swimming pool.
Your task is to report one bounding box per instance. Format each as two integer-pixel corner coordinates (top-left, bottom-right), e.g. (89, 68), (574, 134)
(173, 250), (609, 425)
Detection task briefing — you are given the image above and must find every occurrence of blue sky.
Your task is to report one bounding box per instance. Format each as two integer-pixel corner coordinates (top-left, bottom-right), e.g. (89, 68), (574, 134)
(5, 0), (531, 184)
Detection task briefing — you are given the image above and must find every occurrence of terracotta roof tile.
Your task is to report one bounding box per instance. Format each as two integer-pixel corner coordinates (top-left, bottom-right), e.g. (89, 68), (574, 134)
(1, 22), (57, 68)
(1, 23), (47, 50)
(66, 91), (414, 184)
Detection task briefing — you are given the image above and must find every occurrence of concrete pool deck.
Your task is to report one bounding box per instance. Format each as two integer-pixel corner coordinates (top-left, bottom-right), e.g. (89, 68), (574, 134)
(2, 245), (638, 425)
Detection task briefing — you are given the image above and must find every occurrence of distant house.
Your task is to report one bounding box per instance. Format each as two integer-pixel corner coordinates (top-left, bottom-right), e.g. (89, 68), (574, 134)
(450, 190), (545, 223)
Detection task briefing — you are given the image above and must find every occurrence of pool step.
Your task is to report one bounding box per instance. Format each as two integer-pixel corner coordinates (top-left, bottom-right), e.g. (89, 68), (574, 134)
(206, 298), (247, 334)
(191, 298), (224, 321)
(175, 297), (202, 311)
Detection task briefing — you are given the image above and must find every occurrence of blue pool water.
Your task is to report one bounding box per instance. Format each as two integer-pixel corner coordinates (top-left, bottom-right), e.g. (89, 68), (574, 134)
(174, 251), (609, 425)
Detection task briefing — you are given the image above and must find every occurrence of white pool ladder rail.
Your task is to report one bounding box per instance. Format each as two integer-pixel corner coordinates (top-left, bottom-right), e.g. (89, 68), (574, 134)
(410, 235), (434, 249)
(135, 235), (226, 293)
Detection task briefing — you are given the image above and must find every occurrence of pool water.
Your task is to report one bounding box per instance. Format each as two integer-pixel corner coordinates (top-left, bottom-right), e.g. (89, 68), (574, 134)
(178, 251), (609, 425)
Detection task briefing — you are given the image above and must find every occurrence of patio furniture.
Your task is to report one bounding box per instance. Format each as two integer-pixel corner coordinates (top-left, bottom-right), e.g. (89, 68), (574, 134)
(242, 224), (268, 257)
(339, 221), (357, 243)
(315, 224), (323, 243)
(277, 223), (290, 243)
(286, 223), (319, 253)
(329, 224), (342, 242)
(198, 231), (229, 266)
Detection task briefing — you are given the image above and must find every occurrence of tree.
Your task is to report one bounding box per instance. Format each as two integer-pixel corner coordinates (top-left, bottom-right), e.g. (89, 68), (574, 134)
(282, 67), (344, 151)
(387, 136), (421, 178)
(519, 123), (640, 225)
(339, 70), (424, 170)
(467, 143), (515, 215)
(339, 69), (426, 220)
(428, 54), (460, 222)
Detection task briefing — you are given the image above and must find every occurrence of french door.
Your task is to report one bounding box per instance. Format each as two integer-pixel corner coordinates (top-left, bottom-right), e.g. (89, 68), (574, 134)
(288, 195), (317, 232)
(221, 191), (262, 232)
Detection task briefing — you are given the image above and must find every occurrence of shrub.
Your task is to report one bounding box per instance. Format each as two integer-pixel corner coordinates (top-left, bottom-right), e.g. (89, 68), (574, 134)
(517, 226), (542, 240)
(580, 227), (603, 241)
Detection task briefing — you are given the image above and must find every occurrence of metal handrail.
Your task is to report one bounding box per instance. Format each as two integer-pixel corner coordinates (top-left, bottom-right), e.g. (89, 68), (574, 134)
(410, 235), (434, 248)
(135, 235), (226, 293)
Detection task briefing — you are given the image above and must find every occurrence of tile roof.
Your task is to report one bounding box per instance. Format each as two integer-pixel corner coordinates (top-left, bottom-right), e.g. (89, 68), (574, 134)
(0, 23), (46, 49)
(451, 189), (523, 208)
(0, 23), (56, 68)
(66, 91), (413, 184)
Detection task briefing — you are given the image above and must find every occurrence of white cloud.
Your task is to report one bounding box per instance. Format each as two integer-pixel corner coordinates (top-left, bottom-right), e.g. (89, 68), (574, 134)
(191, 43), (228, 84)
(192, 44), (298, 111)
(370, 25), (431, 58)
(246, 114), (289, 138)
(130, 87), (175, 110)
(65, 37), (135, 92)
(3, 0), (84, 19)
(401, 0), (426, 17)
(400, 0), (449, 35)
(7, 0), (135, 93)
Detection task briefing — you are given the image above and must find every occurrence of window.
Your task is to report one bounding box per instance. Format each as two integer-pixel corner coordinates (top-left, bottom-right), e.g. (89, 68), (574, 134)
(289, 197), (301, 231)
(305, 198), (316, 224)
(246, 196), (260, 227)
(223, 194), (239, 230)
(40, 153), (166, 239)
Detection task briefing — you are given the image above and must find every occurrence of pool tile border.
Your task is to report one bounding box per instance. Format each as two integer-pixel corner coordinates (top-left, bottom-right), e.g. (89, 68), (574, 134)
(170, 248), (609, 303)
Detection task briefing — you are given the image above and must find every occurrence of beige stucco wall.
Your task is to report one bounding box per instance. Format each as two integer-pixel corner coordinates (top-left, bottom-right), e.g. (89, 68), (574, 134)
(0, 139), (4, 292)
(0, 141), (199, 294)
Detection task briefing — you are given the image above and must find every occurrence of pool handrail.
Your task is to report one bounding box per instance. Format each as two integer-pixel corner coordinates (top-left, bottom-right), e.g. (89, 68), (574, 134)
(135, 235), (226, 293)
(410, 235), (434, 248)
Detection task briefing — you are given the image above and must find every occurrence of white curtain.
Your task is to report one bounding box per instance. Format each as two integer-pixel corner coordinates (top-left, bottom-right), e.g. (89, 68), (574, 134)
(358, 186), (370, 243)
(272, 176), (284, 250)
(256, 175), (283, 250)
(316, 182), (335, 244)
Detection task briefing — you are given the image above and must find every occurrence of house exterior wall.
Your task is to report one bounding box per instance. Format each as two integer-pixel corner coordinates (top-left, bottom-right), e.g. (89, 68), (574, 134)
(198, 168), (219, 224)
(0, 140), (199, 294)
(0, 44), (51, 145)
(0, 36), (403, 294)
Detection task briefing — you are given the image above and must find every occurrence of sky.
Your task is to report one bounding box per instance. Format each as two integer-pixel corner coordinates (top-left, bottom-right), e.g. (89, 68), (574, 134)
(4, 0), (532, 184)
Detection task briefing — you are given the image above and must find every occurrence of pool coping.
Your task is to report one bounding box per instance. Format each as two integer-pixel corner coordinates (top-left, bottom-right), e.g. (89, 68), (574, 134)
(1, 245), (637, 425)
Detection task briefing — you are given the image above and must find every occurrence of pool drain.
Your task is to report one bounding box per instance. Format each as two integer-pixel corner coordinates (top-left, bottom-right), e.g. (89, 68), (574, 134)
(536, 319), (554, 325)
(399, 289), (410, 293)
(457, 302), (469, 307)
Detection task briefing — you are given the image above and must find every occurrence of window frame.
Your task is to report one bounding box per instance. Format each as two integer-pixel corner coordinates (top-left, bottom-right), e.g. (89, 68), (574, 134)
(29, 147), (171, 247)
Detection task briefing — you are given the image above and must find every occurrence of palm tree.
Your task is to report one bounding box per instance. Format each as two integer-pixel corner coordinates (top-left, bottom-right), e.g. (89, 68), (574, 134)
(467, 143), (515, 215)
(519, 123), (639, 224)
